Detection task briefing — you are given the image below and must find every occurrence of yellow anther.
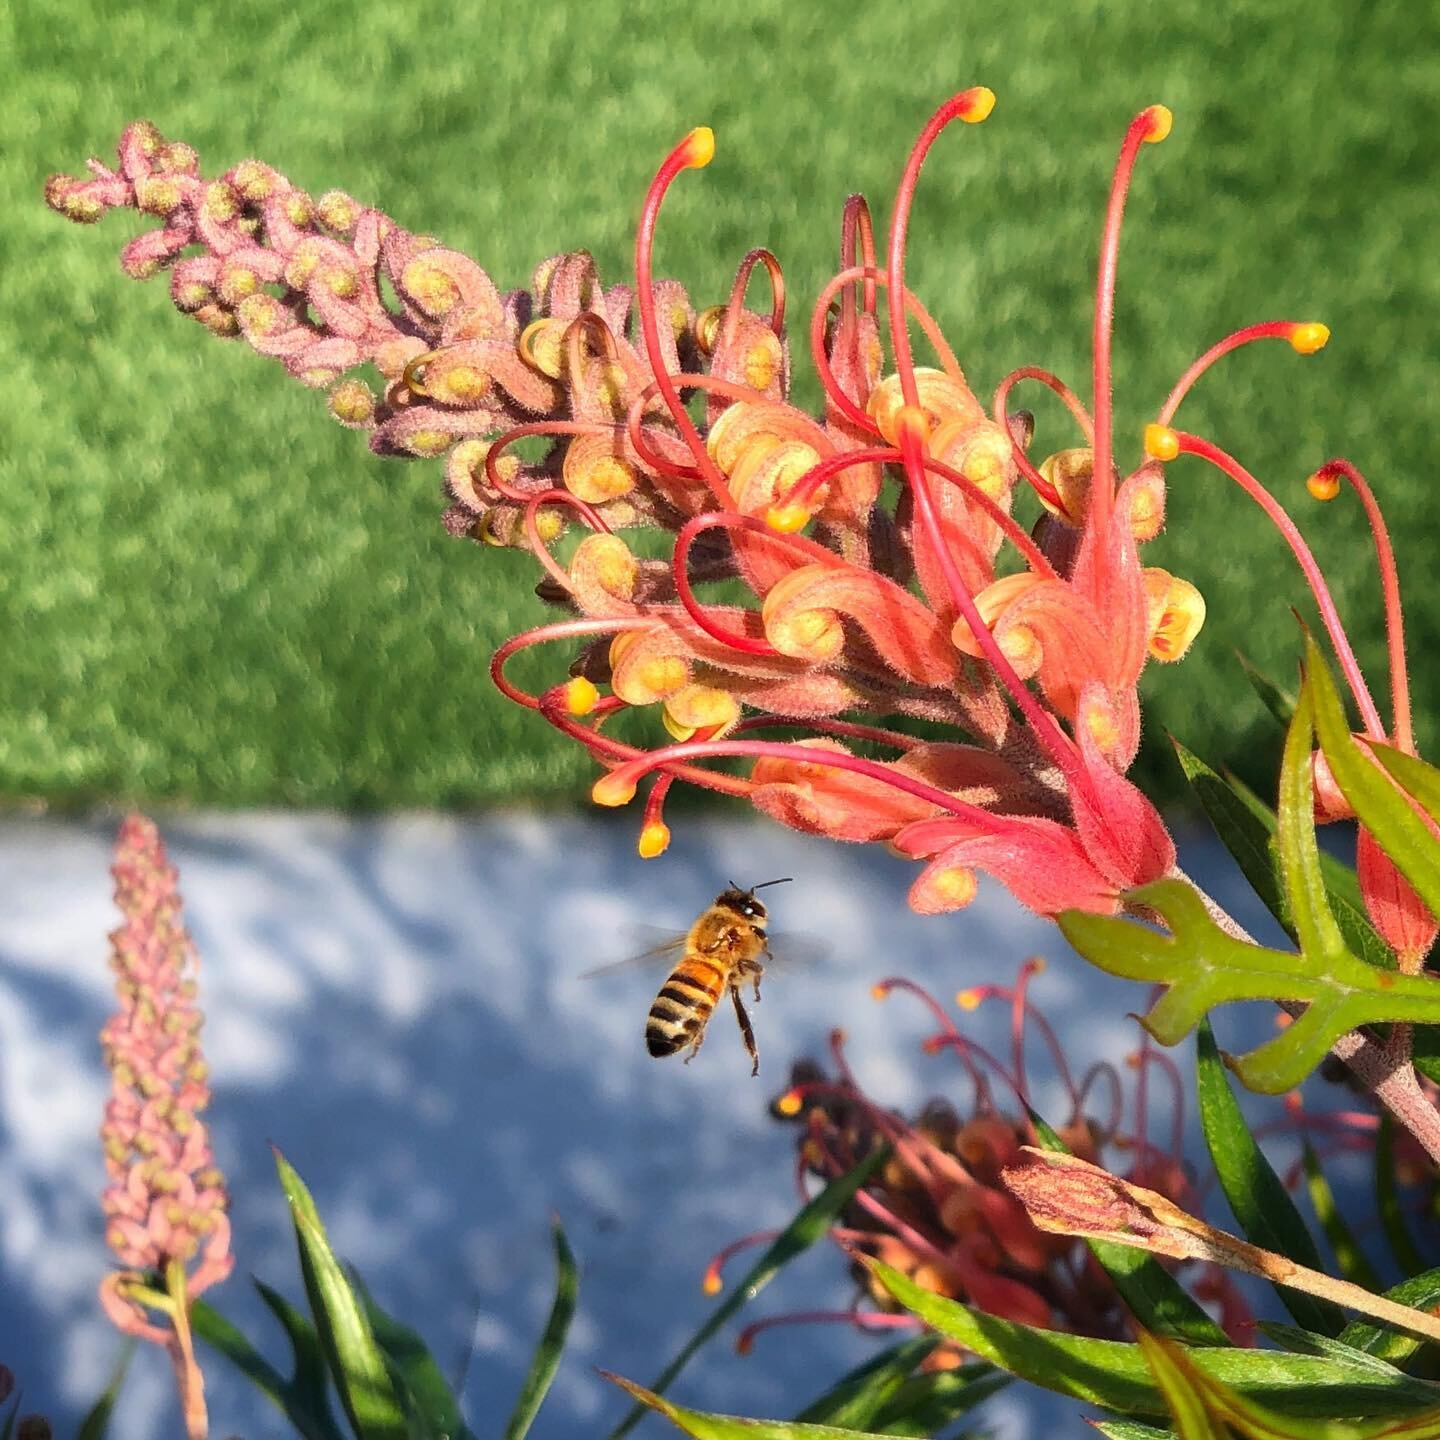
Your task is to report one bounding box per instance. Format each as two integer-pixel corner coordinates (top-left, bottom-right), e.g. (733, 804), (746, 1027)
(776, 1089), (804, 1117)
(661, 707), (696, 742)
(591, 773), (636, 807)
(1143, 424), (1180, 462)
(683, 126), (715, 169)
(871, 982), (890, 1002)
(563, 676), (599, 717)
(961, 86), (996, 123)
(1290, 322), (1330, 356)
(956, 987), (983, 1011)
(1307, 467), (1342, 502)
(694, 305), (724, 354)
(765, 502), (811, 534)
(701, 1269), (723, 1296)
(638, 822), (671, 859)
(1143, 105), (1173, 143)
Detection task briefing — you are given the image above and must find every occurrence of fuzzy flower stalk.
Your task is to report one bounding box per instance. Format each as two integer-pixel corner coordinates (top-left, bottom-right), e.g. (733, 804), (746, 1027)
(98, 815), (230, 1440)
(47, 101), (1433, 984)
(705, 966), (1247, 1355)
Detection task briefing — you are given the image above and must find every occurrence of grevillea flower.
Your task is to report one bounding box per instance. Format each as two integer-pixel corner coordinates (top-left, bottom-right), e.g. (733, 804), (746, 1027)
(98, 815), (230, 1440)
(703, 964), (1248, 1353)
(51, 100), (1358, 920)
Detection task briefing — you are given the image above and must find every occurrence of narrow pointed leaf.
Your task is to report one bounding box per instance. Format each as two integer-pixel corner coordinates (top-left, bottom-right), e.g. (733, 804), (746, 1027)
(348, 1268), (470, 1440)
(1255, 1323), (1410, 1376)
(253, 1280), (342, 1432)
(604, 1372), (896, 1437)
(503, 1220), (578, 1440)
(1302, 1142), (1382, 1291)
(1377, 1116), (1428, 1279)
(866, 1365), (1009, 1434)
(1339, 1267), (1440, 1363)
(792, 1337), (938, 1425)
(1092, 1424), (1176, 1440)
(1237, 650), (1298, 727)
(1030, 1108), (1229, 1346)
(191, 1297), (345, 1440)
(76, 1341), (134, 1440)
(1308, 638), (1440, 929)
(606, 1147), (888, 1439)
(865, 1258), (1440, 1419)
(1197, 1022), (1343, 1335)
(274, 1147), (409, 1440)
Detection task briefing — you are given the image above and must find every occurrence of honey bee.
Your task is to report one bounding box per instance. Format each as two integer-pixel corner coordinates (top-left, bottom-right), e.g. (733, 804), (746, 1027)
(589, 878), (793, 1076)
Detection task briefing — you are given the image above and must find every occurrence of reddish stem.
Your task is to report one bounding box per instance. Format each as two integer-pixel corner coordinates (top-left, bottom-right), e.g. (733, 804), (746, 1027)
(839, 194), (878, 321)
(485, 421), (610, 500)
(490, 618), (652, 708)
(523, 488), (610, 594)
(992, 365), (1094, 514)
(1158, 321), (1316, 426)
(724, 247), (786, 338)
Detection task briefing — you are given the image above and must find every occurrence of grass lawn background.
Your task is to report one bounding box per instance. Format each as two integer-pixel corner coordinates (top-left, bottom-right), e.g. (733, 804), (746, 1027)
(4, 0), (1438, 810)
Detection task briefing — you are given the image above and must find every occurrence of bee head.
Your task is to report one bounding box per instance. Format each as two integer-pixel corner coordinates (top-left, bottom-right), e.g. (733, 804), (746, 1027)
(717, 877), (790, 927)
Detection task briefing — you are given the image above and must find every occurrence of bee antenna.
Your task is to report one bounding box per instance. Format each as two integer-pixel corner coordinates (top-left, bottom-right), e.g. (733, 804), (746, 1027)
(752, 877), (794, 891)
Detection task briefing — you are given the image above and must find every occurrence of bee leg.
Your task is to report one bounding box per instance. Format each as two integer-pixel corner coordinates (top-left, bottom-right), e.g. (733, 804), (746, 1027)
(682, 1022), (706, 1065)
(730, 985), (759, 1077)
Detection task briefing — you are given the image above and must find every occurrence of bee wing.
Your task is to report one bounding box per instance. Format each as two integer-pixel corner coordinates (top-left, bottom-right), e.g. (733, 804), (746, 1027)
(578, 925), (689, 980)
(761, 931), (830, 973)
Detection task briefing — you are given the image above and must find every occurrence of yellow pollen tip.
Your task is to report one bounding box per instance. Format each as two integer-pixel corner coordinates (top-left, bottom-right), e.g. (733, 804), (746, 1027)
(765, 503), (811, 534)
(637, 821), (671, 859)
(1290, 322), (1330, 355)
(1143, 105), (1173, 143)
(961, 86), (996, 123)
(870, 982), (890, 1002)
(683, 126), (715, 169)
(701, 1269), (723, 1296)
(1144, 424), (1180, 462)
(956, 988), (982, 1012)
(591, 773), (636, 808)
(564, 676), (599, 716)
(1307, 468), (1342, 502)
(776, 1090), (804, 1117)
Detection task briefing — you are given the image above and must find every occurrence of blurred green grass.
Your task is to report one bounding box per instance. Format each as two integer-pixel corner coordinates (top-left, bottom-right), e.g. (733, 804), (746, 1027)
(4, 0), (1439, 810)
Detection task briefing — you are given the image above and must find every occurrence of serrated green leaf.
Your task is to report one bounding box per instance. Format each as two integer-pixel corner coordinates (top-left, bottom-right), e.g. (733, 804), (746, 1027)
(607, 1147), (888, 1440)
(604, 1372), (897, 1437)
(191, 1297), (346, 1440)
(76, 1341), (134, 1440)
(274, 1147), (409, 1440)
(1377, 1115), (1429, 1280)
(1237, 650), (1298, 728)
(865, 1258), (1440, 1419)
(1197, 1022), (1343, 1335)
(503, 1220), (578, 1440)
(1030, 1107), (1229, 1346)
(1303, 1142), (1383, 1291)
(1308, 639), (1440, 932)
(1173, 737), (1395, 974)
(1340, 1268), (1440, 1364)
(792, 1337), (939, 1426)
(348, 1268), (470, 1440)
(1058, 877), (1440, 1094)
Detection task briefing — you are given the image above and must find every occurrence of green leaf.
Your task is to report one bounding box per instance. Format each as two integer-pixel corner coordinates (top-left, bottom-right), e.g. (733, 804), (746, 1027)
(604, 1373), (898, 1437)
(0, 1399), (16, 1440)
(792, 1337), (939, 1426)
(1303, 1142), (1383, 1291)
(1196, 1022), (1343, 1335)
(274, 1146), (409, 1440)
(76, 1341), (134, 1440)
(1173, 738), (1394, 974)
(865, 1365), (1009, 1435)
(606, 1147), (889, 1440)
(1340, 1268), (1440, 1364)
(252, 1281), (344, 1437)
(1308, 638), (1440, 930)
(1029, 1107), (1229, 1347)
(1377, 1115), (1429, 1279)
(348, 1268), (471, 1440)
(1134, 1331), (1228, 1440)
(191, 1297), (346, 1440)
(1237, 649), (1298, 727)
(1058, 875), (1440, 1094)
(864, 1259), (1440, 1419)
(503, 1219), (579, 1440)
(1092, 1424), (1176, 1440)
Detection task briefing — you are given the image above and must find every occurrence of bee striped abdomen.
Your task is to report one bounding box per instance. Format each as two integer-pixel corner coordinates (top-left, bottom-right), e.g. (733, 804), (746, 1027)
(646, 955), (727, 1058)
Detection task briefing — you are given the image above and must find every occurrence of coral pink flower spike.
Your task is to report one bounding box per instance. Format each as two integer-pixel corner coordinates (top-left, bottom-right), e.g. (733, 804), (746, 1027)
(54, 97), (1391, 926)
